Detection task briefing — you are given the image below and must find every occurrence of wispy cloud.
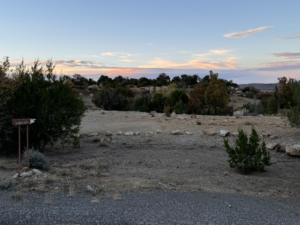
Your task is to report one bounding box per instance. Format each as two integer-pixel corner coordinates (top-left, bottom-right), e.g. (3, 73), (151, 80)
(273, 52), (300, 59)
(257, 60), (300, 71)
(121, 59), (135, 62)
(277, 34), (300, 40)
(210, 49), (232, 55)
(147, 43), (154, 46)
(224, 26), (273, 38)
(101, 52), (139, 58)
(138, 57), (237, 69)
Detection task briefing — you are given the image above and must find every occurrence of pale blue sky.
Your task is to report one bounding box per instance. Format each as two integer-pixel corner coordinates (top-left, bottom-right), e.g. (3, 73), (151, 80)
(1, 0), (300, 83)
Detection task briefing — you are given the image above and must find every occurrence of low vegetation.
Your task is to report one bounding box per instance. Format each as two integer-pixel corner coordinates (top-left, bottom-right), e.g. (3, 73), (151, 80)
(223, 127), (271, 174)
(22, 149), (50, 170)
(0, 178), (15, 190)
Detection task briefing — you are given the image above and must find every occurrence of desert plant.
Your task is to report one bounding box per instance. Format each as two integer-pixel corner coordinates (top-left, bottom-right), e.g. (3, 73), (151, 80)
(280, 105), (300, 127)
(0, 178), (15, 190)
(139, 104), (149, 112)
(167, 89), (189, 110)
(22, 149), (49, 170)
(197, 121), (201, 125)
(1, 59), (86, 153)
(173, 100), (187, 114)
(163, 105), (171, 117)
(72, 136), (80, 148)
(223, 127), (271, 174)
(92, 86), (128, 110)
(11, 191), (23, 201)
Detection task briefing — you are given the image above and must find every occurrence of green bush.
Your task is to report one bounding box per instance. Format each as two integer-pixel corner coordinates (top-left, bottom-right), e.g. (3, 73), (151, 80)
(280, 105), (300, 127)
(197, 121), (201, 125)
(134, 96), (151, 111)
(93, 86), (128, 110)
(168, 90), (189, 109)
(139, 104), (149, 112)
(163, 105), (171, 117)
(2, 59), (86, 153)
(223, 127), (271, 174)
(22, 149), (49, 170)
(173, 100), (187, 114)
(149, 93), (168, 113)
(0, 178), (15, 190)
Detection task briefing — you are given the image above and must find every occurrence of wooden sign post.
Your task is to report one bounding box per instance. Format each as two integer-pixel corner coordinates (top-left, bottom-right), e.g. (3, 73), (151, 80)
(12, 119), (36, 176)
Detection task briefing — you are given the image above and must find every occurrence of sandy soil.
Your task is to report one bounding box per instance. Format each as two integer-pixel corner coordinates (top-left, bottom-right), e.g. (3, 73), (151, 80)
(1, 109), (300, 200)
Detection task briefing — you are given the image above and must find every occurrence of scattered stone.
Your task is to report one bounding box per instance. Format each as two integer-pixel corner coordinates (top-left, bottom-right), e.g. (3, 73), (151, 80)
(117, 131), (122, 135)
(55, 187), (59, 190)
(270, 135), (278, 139)
(13, 173), (19, 179)
(32, 169), (42, 174)
(220, 130), (230, 137)
(20, 171), (33, 178)
(86, 185), (95, 193)
(155, 130), (162, 134)
(88, 132), (99, 137)
(286, 145), (300, 156)
(258, 114), (264, 117)
(261, 133), (271, 138)
(171, 130), (181, 135)
(134, 132), (140, 135)
(204, 131), (216, 136)
(145, 131), (154, 136)
(266, 143), (280, 150)
(223, 171), (228, 176)
(92, 136), (101, 142)
(149, 111), (157, 116)
(105, 131), (113, 136)
(185, 132), (193, 135)
(125, 132), (134, 136)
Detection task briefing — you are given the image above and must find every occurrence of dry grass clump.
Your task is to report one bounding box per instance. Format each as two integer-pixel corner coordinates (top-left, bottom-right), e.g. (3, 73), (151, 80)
(45, 174), (58, 184)
(11, 191), (23, 201)
(65, 177), (76, 197)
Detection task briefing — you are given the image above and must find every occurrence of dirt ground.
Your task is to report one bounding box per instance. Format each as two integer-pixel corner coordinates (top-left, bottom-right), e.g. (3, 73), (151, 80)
(1, 108), (300, 200)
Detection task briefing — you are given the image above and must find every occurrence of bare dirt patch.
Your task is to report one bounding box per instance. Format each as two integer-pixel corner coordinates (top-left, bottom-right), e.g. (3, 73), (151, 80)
(1, 110), (300, 199)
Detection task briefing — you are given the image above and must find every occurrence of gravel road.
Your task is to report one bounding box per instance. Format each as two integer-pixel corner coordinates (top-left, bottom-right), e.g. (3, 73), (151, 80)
(1, 191), (299, 225)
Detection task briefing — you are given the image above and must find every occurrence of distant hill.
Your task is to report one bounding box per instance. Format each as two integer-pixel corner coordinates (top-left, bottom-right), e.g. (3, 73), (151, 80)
(238, 83), (278, 92)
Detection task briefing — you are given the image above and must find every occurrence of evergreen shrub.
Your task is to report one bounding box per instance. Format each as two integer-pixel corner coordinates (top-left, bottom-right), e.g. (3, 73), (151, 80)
(22, 149), (49, 170)
(223, 127), (271, 174)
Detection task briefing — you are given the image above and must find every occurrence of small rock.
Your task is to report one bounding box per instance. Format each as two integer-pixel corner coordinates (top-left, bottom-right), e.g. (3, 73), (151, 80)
(171, 130), (181, 135)
(155, 130), (162, 134)
(105, 131), (113, 136)
(224, 171), (228, 176)
(55, 187), (59, 190)
(261, 133), (271, 138)
(117, 131), (122, 135)
(286, 145), (300, 156)
(266, 143), (280, 150)
(32, 169), (42, 174)
(220, 130), (230, 137)
(145, 131), (154, 136)
(21, 167), (28, 173)
(13, 173), (19, 179)
(125, 132), (134, 136)
(149, 111), (157, 116)
(20, 171), (33, 178)
(86, 185), (95, 192)
(185, 132), (193, 135)
(204, 131), (216, 136)
(269, 135), (278, 139)
(134, 132), (140, 135)
(88, 132), (99, 137)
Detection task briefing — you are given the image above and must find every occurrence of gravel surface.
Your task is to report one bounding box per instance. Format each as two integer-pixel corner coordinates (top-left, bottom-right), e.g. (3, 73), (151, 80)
(1, 191), (299, 224)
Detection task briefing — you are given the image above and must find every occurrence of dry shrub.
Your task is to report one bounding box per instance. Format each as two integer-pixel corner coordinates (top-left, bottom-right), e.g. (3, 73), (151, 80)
(163, 105), (171, 117)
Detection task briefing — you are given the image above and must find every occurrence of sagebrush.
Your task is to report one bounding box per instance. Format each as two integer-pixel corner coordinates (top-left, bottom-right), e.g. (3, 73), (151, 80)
(22, 149), (49, 170)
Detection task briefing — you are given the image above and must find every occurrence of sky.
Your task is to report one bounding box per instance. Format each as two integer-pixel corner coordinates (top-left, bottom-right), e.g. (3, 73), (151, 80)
(1, 0), (300, 84)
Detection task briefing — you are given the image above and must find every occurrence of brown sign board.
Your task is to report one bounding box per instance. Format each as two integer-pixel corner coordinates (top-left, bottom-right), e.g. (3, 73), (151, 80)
(12, 119), (32, 126)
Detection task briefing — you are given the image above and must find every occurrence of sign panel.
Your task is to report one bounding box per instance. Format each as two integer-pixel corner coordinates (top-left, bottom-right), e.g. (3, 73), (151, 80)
(12, 119), (31, 126)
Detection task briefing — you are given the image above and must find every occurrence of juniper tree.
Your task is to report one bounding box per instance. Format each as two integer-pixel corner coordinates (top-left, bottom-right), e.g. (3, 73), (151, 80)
(223, 126), (271, 174)
(1, 59), (86, 153)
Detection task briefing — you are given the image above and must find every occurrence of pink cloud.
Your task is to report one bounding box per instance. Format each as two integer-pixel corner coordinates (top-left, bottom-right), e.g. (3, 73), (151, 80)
(272, 52), (300, 59)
